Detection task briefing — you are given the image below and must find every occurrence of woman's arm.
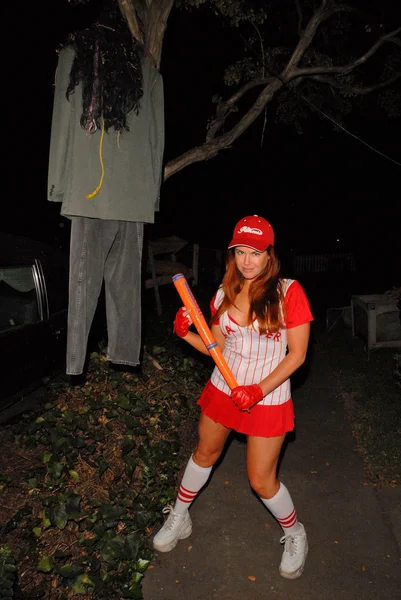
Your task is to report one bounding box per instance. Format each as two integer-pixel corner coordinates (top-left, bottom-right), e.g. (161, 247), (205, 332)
(258, 322), (310, 397)
(178, 310), (226, 356)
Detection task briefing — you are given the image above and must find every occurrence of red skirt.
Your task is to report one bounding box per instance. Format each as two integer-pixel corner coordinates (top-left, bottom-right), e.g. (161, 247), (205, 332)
(197, 380), (295, 438)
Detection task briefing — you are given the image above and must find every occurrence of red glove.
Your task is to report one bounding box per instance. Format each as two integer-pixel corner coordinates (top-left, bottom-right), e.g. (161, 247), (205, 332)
(173, 307), (192, 338)
(232, 384), (264, 411)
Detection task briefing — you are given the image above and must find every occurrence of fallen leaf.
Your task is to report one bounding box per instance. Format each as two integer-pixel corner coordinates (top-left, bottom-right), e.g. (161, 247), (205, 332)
(334, 541), (339, 544)
(148, 565), (155, 570)
(175, 579), (180, 583)
(225, 480), (230, 485)
(264, 523), (271, 529)
(362, 565), (366, 572)
(311, 471), (318, 474)
(325, 462), (330, 466)
(188, 546), (193, 552)
(248, 575), (256, 581)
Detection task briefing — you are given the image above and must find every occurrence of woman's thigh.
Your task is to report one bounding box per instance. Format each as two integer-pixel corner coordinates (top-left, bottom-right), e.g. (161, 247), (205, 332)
(194, 414), (231, 467)
(246, 435), (286, 493)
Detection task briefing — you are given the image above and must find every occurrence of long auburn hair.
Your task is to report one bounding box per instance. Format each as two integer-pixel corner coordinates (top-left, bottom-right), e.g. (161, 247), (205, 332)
(212, 246), (286, 334)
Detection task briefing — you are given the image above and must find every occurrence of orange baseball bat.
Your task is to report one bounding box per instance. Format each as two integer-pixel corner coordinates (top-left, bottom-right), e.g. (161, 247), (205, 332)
(172, 273), (238, 391)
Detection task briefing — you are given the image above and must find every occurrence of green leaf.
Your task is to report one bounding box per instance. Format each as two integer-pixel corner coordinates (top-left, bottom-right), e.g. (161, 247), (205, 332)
(69, 470), (80, 482)
(37, 556), (55, 573)
(43, 452), (52, 464)
(49, 462), (64, 478)
(133, 558), (150, 573)
(100, 535), (126, 563)
(53, 504), (68, 529)
(97, 459), (109, 477)
(32, 527), (42, 537)
(42, 513), (51, 529)
(118, 396), (132, 410)
(121, 580), (143, 599)
(122, 437), (135, 456)
(35, 416), (46, 424)
(57, 563), (84, 578)
(98, 504), (125, 529)
(125, 534), (140, 560)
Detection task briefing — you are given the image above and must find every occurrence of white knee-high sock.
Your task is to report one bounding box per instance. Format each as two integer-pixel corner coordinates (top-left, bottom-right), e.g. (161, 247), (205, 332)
(260, 482), (302, 536)
(174, 455), (212, 514)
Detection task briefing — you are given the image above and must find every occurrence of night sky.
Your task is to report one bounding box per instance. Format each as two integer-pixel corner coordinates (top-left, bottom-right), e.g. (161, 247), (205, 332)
(4, 0), (401, 287)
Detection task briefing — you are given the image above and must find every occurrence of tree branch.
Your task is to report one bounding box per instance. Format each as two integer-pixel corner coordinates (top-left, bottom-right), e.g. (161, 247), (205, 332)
(117, 0), (174, 68)
(293, 27), (401, 78)
(117, 0), (144, 44)
(146, 0), (175, 69)
(295, 0), (303, 35)
(310, 71), (401, 94)
(206, 76), (275, 142)
(206, 0), (331, 143)
(164, 4), (400, 181)
(165, 77), (285, 180)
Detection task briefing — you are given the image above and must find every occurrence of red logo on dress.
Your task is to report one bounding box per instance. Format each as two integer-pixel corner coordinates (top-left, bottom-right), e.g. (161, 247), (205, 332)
(266, 332), (281, 341)
(225, 325), (236, 335)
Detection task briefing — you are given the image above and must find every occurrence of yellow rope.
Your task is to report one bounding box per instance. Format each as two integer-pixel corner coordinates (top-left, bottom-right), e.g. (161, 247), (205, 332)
(86, 116), (105, 199)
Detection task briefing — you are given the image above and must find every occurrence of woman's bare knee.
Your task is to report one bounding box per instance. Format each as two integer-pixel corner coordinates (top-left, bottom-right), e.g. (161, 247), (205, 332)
(193, 445), (222, 468)
(249, 473), (279, 498)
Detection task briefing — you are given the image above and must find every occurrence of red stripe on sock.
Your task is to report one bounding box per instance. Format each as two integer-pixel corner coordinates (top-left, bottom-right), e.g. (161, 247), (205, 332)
(180, 484), (197, 495)
(178, 486), (197, 503)
(177, 494), (194, 503)
(277, 509), (297, 528)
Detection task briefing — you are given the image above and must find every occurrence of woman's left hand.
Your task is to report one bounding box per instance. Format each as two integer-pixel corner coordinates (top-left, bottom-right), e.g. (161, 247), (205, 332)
(231, 384), (264, 411)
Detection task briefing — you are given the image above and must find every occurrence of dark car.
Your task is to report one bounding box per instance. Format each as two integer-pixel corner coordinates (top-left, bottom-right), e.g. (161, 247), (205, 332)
(0, 233), (69, 409)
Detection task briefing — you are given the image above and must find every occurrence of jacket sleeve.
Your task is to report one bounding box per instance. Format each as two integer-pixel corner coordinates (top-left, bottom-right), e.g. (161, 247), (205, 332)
(47, 47), (75, 203)
(149, 67), (165, 212)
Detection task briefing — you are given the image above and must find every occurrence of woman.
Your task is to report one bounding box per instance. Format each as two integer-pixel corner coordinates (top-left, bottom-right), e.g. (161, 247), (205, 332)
(153, 215), (313, 579)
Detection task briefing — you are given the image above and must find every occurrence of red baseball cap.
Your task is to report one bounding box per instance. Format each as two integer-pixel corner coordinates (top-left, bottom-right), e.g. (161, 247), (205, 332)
(228, 215), (274, 252)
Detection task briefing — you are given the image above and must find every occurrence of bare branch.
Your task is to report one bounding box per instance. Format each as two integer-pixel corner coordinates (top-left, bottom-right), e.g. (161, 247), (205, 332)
(310, 71), (401, 94)
(117, 0), (144, 44)
(164, 4), (400, 180)
(284, 0), (332, 73)
(165, 78), (285, 180)
(206, 76), (275, 142)
(117, 0), (174, 68)
(204, 1), (332, 144)
(295, 0), (303, 35)
(292, 27), (401, 78)
(165, 1), (335, 179)
(146, 0), (175, 69)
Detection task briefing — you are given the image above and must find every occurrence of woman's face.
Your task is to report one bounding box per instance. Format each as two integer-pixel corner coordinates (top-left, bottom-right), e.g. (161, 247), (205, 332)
(234, 246), (269, 280)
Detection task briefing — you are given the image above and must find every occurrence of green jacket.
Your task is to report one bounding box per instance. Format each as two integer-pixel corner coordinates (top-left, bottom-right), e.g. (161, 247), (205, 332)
(47, 47), (164, 223)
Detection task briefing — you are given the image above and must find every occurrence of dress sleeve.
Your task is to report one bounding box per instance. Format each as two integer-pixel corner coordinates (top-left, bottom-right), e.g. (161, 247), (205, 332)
(284, 281), (314, 329)
(210, 286), (224, 324)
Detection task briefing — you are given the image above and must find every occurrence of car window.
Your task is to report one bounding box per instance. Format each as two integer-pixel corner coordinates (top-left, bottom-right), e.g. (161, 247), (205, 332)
(0, 266), (40, 332)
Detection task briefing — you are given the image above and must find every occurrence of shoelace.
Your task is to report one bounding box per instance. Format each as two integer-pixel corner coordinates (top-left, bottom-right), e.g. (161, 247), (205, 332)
(280, 534), (299, 556)
(162, 506), (180, 531)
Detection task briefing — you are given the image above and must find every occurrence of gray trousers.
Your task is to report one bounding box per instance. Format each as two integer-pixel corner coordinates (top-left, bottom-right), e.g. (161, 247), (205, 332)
(67, 217), (144, 375)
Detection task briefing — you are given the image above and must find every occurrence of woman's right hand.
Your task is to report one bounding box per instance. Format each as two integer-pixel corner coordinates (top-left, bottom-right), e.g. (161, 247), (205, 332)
(173, 307), (193, 338)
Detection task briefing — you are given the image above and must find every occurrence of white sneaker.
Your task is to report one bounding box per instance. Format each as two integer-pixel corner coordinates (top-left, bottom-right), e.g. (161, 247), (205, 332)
(153, 505), (192, 553)
(279, 523), (308, 579)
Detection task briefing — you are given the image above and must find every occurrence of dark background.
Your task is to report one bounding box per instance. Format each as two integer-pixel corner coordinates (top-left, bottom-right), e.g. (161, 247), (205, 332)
(4, 0), (401, 291)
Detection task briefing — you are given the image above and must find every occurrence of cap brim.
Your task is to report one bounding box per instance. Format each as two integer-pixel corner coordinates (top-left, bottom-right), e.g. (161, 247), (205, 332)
(228, 239), (267, 252)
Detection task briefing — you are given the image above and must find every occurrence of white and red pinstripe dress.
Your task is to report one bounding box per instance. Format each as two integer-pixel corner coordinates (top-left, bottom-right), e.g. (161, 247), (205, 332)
(197, 279), (314, 437)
